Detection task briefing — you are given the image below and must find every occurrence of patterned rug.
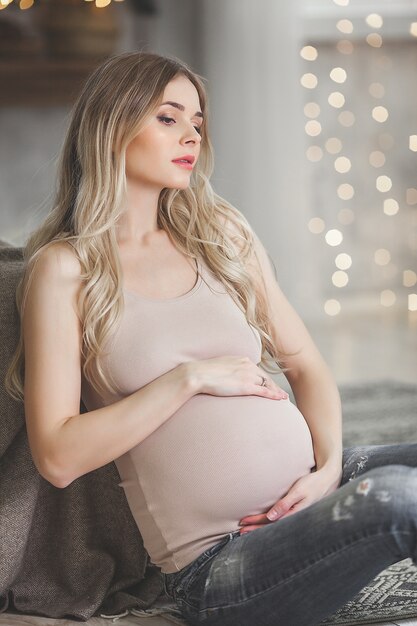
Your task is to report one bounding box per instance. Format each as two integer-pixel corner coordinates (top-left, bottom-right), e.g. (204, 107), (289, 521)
(314, 378), (417, 625)
(338, 378), (417, 447)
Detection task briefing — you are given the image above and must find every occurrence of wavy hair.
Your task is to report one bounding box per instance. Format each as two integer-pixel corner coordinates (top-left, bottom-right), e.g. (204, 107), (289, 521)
(5, 50), (298, 403)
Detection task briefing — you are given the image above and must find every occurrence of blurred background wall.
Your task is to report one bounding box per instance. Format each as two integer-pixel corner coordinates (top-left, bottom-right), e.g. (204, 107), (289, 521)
(0, 0), (416, 385)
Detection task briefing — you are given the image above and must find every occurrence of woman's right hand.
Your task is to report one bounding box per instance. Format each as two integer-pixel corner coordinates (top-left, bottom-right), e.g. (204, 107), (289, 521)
(185, 356), (289, 400)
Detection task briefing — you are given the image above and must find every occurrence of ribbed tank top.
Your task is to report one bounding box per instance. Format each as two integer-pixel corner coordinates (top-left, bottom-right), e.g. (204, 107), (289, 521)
(81, 257), (315, 573)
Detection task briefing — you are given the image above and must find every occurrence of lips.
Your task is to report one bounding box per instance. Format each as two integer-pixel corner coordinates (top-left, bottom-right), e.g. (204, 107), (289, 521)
(172, 155), (195, 164)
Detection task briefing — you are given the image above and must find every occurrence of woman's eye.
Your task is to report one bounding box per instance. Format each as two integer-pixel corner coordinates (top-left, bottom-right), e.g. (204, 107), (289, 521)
(158, 115), (175, 125)
(158, 115), (201, 135)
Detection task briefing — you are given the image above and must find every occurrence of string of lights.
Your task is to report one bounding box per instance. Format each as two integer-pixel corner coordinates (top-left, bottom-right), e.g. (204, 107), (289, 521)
(0, 0), (157, 11)
(0, 0), (124, 10)
(300, 0), (417, 316)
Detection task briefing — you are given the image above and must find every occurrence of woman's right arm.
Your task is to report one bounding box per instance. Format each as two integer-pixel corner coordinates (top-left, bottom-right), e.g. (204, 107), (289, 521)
(23, 243), (286, 490)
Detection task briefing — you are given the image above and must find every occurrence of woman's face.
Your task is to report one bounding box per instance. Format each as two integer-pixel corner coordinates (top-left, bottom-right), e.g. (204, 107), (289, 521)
(125, 74), (203, 191)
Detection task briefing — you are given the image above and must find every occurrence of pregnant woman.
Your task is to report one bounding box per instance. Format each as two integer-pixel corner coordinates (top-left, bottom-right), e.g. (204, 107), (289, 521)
(5, 51), (417, 626)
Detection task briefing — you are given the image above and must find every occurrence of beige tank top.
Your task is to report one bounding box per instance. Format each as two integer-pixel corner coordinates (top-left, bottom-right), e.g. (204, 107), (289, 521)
(81, 257), (315, 573)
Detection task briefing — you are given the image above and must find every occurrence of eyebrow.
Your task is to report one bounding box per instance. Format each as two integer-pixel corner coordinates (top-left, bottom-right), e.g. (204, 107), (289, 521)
(160, 101), (204, 119)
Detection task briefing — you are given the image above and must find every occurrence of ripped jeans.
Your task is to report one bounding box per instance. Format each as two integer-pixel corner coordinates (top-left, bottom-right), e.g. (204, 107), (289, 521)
(162, 443), (417, 626)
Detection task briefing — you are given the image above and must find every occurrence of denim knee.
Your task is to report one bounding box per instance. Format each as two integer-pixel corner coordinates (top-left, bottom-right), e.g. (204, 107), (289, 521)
(342, 444), (417, 484)
(346, 464), (417, 529)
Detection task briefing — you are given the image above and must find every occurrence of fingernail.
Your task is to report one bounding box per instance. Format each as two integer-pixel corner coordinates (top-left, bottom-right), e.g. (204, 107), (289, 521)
(267, 510), (278, 520)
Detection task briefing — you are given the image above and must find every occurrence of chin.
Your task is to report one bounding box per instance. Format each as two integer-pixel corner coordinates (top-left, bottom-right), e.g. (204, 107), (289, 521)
(168, 179), (192, 190)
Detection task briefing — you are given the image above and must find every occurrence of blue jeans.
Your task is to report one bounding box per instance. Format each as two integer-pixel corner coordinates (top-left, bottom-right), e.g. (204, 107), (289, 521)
(162, 443), (417, 625)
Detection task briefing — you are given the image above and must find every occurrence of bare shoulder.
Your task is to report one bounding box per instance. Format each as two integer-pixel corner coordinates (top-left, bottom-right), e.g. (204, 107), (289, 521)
(30, 240), (82, 280)
(24, 240), (83, 321)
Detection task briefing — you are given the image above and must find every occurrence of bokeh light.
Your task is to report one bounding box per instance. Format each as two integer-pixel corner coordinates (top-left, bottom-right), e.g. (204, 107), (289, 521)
(366, 13), (383, 29)
(328, 91), (345, 108)
(410, 135), (417, 151)
(305, 120), (322, 136)
(337, 183), (354, 200)
(335, 253), (352, 269)
(330, 67), (347, 83)
(383, 199), (399, 216)
(301, 73), (318, 89)
(380, 290), (396, 307)
(325, 229), (344, 246)
(306, 146), (323, 162)
(336, 19), (353, 34)
(366, 33), (383, 48)
(325, 137), (343, 154)
(338, 208), (355, 224)
(304, 102), (321, 118)
(376, 175), (392, 192)
(324, 299), (341, 316)
(337, 40), (354, 54)
(338, 110), (355, 126)
(368, 82), (385, 98)
(409, 294), (417, 311)
(300, 46), (318, 61)
(374, 249), (391, 265)
(372, 106), (389, 123)
(332, 270), (349, 287)
(406, 188), (417, 205)
(403, 270), (417, 287)
(308, 217), (325, 234)
(369, 150), (386, 167)
(334, 156), (351, 173)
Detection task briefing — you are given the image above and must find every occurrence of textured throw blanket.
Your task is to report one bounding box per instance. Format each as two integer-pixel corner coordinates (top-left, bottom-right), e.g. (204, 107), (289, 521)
(0, 243), (169, 620)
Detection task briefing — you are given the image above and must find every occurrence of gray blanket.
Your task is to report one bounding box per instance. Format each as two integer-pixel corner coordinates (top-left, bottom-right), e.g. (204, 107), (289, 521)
(0, 243), (167, 620)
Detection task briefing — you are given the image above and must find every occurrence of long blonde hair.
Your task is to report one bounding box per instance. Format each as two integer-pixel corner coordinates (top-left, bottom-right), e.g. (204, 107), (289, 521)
(5, 50), (297, 403)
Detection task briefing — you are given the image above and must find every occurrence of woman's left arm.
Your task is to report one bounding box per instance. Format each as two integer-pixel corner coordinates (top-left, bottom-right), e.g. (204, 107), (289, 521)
(290, 365), (343, 479)
(235, 228), (344, 530)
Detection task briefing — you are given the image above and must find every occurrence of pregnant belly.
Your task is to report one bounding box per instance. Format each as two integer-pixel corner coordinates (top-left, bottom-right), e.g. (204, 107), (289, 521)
(136, 394), (316, 524)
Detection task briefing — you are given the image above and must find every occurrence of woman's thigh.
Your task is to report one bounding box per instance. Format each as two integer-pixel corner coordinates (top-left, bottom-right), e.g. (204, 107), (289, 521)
(169, 444), (417, 626)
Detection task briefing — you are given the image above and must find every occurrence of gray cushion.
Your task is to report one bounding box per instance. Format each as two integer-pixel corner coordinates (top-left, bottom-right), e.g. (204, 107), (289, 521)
(0, 245), (25, 454)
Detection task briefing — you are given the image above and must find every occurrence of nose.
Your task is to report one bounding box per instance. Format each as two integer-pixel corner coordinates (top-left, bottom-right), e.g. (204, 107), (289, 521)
(181, 122), (202, 145)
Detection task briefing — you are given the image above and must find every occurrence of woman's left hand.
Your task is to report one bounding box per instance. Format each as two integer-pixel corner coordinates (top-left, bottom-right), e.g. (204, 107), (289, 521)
(238, 466), (343, 533)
